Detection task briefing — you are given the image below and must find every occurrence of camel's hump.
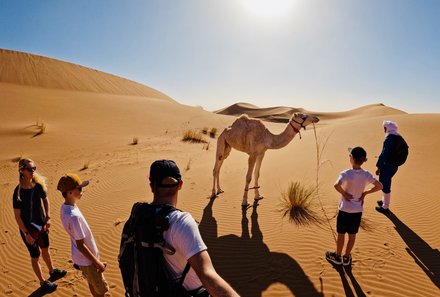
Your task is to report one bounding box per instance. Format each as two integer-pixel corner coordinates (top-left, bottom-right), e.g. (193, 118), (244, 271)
(230, 114), (266, 130)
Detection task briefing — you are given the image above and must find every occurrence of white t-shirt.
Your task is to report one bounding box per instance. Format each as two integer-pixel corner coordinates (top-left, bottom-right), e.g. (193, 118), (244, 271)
(163, 211), (207, 291)
(336, 169), (377, 213)
(60, 204), (99, 266)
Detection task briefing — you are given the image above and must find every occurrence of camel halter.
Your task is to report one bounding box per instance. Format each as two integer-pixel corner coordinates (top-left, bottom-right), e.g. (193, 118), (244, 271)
(289, 118), (306, 139)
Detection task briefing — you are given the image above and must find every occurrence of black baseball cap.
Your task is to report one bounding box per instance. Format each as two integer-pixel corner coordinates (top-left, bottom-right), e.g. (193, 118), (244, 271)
(149, 160), (182, 188)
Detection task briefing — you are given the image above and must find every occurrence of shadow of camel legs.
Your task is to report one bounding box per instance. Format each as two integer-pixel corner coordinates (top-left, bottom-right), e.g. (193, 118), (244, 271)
(385, 211), (440, 289)
(199, 198), (322, 297)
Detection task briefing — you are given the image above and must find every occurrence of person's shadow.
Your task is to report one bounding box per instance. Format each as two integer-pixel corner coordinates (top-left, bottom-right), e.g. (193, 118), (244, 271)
(385, 211), (440, 289)
(199, 198), (322, 297)
(325, 261), (366, 297)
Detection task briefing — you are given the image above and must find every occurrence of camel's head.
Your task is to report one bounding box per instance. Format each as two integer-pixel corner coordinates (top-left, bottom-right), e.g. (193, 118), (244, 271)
(290, 113), (320, 130)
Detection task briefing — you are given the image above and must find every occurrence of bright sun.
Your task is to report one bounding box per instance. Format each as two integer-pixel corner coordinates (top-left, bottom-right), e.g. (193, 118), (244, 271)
(239, 0), (295, 19)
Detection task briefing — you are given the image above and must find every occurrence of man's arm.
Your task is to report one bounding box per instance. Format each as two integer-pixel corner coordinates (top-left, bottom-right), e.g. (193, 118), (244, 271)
(75, 239), (107, 272)
(188, 250), (239, 297)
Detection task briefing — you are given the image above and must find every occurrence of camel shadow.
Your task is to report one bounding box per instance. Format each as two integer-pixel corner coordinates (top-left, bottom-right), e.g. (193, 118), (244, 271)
(199, 198), (322, 297)
(386, 211), (440, 289)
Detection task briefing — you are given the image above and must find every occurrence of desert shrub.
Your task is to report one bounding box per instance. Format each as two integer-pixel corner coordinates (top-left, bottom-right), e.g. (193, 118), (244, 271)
(182, 130), (207, 143)
(209, 127), (218, 138)
(278, 181), (321, 226)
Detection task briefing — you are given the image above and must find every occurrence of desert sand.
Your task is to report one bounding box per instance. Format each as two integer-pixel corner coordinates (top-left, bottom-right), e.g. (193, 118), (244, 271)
(1, 49), (439, 296)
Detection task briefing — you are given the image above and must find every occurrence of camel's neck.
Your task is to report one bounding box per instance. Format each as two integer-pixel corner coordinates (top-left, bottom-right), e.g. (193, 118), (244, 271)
(266, 122), (298, 149)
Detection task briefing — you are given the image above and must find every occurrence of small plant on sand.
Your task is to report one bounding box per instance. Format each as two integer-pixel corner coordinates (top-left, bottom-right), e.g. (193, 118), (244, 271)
(278, 181), (321, 226)
(202, 127), (209, 134)
(132, 136), (138, 145)
(202, 142), (210, 151)
(185, 159), (192, 172)
(209, 127), (218, 138)
(34, 120), (46, 136)
(182, 129), (207, 143)
(80, 161), (90, 171)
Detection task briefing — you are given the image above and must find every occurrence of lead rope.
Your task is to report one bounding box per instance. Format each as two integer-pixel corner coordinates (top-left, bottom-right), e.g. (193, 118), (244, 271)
(312, 123), (337, 243)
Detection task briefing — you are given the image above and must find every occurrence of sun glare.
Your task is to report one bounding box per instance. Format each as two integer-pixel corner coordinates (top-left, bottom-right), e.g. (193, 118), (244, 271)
(240, 0), (295, 19)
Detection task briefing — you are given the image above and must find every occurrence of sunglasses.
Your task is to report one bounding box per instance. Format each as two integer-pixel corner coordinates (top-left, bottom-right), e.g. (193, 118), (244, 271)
(25, 166), (37, 173)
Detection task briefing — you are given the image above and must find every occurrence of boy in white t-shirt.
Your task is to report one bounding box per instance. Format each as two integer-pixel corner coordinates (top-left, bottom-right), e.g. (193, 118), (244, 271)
(57, 173), (109, 297)
(325, 147), (383, 266)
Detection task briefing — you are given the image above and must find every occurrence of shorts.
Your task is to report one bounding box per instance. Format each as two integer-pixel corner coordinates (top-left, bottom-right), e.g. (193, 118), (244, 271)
(79, 264), (109, 295)
(20, 229), (50, 258)
(336, 210), (362, 234)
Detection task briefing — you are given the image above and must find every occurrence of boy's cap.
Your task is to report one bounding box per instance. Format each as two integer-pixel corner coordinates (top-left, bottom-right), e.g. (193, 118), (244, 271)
(348, 147), (367, 162)
(149, 160), (181, 188)
(57, 173), (89, 192)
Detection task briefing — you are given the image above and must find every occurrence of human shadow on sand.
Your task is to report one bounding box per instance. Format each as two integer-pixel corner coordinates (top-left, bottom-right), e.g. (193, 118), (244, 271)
(326, 261), (366, 297)
(199, 198), (322, 297)
(385, 211), (440, 289)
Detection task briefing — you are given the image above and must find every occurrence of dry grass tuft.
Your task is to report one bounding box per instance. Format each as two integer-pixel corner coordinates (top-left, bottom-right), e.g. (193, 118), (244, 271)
(33, 120), (46, 136)
(209, 127), (218, 138)
(182, 130), (207, 143)
(80, 161), (90, 171)
(202, 127), (209, 134)
(185, 159), (192, 172)
(202, 142), (210, 151)
(279, 181), (322, 226)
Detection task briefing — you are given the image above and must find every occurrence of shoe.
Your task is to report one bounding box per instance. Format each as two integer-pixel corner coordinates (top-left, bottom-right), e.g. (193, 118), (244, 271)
(342, 255), (352, 266)
(375, 206), (390, 214)
(49, 268), (67, 280)
(377, 200), (383, 207)
(40, 280), (57, 293)
(325, 251), (342, 265)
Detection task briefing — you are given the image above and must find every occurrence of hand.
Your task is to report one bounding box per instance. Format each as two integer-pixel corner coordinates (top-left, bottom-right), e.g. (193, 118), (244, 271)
(25, 233), (35, 245)
(45, 218), (51, 229)
(359, 192), (367, 205)
(375, 169), (381, 175)
(95, 261), (107, 273)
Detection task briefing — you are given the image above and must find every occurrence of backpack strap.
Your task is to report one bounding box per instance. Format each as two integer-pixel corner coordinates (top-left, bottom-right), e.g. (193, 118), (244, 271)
(179, 262), (191, 286)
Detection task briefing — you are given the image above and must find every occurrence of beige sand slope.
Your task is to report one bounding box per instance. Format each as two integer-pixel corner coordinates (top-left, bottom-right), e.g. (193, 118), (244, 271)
(1, 51), (439, 297)
(0, 48), (173, 100)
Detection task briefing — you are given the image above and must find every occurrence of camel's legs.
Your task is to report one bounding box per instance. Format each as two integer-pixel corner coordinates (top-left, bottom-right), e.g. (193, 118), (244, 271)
(243, 155), (257, 206)
(212, 134), (231, 198)
(253, 153), (265, 200)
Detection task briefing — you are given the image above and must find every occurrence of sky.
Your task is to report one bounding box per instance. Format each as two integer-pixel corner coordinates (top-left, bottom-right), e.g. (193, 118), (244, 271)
(1, 0), (439, 113)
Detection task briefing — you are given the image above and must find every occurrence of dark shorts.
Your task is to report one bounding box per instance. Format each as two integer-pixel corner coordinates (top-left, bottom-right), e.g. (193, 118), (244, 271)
(337, 210), (362, 234)
(20, 229), (50, 258)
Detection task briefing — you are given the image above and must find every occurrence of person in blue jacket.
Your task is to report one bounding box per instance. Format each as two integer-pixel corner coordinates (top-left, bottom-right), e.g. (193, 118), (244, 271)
(375, 120), (401, 214)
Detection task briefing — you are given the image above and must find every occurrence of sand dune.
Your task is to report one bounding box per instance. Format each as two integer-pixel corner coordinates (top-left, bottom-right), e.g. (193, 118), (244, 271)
(216, 102), (406, 123)
(0, 49), (173, 100)
(0, 51), (439, 296)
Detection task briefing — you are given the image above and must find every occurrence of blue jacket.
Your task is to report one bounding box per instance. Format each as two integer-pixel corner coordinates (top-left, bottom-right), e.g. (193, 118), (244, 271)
(376, 134), (399, 169)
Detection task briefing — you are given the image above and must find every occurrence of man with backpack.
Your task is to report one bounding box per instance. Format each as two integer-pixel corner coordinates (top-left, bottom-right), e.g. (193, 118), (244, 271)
(119, 159), (239, 297)
(375, 121), (409, 214)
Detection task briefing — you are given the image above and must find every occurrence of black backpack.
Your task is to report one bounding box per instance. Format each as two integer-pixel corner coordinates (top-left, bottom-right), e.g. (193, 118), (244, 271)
(118, 202), (192, 297)
(388, 135), (409, 166)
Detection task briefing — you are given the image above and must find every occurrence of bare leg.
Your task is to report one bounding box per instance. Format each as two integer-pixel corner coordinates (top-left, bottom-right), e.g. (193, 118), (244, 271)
(253, 153), (265, 200)
(31, 256), (45, 283)
(243, 155), (257, 206)
(41, 247), (54, 272)
(89, 283), (105, 297)
(336, 233), (345, 256)
(344, 234), (356, 256)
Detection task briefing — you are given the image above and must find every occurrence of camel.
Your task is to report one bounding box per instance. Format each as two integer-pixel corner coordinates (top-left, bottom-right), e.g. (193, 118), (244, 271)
(212, 112), (320, 206)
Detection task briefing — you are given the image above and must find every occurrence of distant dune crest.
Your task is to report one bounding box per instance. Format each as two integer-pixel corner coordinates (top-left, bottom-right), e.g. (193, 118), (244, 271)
(0, 48), (173, 100)
(216, 102), (406, 122)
